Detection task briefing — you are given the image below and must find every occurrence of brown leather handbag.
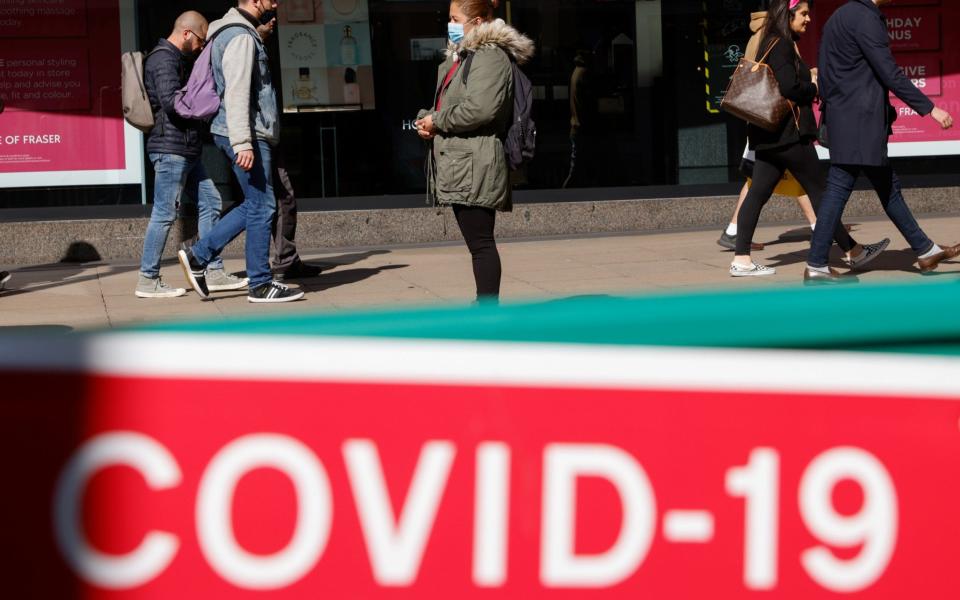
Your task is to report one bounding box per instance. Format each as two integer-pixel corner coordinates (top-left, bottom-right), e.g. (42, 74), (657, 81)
(721, 39), (793, 132)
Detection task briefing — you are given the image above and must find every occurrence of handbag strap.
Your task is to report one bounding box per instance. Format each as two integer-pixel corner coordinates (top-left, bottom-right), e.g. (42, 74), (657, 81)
(756, 38), (780, 65)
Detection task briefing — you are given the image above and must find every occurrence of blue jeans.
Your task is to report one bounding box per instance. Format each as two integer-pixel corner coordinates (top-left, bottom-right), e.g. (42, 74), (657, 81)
(808, 164), (933, 268)
(192, 136), (276, 288)
(141, 154), (223, 278)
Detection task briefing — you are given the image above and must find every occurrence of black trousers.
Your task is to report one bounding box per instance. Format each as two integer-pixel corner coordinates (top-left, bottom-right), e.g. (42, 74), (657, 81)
(735, 140), (857, 256)
(453, 204), (501, 299)
(270, 151), (301, 272)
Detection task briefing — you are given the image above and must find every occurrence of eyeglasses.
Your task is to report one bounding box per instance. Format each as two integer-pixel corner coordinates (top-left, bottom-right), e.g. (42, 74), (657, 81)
(186, 30), (206, 46)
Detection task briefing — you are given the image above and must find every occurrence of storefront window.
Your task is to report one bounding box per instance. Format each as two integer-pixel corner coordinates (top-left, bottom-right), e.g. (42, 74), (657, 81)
(1, 0), (957, 209)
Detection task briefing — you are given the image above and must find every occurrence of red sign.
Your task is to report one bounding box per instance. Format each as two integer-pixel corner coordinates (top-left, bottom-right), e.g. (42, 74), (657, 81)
(0, 0), (129, 180)
(3, 336), (960, 598)
(885, 7), (940, 52)
(0, 0), (88, 38)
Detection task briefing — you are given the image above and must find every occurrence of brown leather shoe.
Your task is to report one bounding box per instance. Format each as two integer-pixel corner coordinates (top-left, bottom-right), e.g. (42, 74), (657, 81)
(804, 266), (858, 285)
(917, 243), (960, 273)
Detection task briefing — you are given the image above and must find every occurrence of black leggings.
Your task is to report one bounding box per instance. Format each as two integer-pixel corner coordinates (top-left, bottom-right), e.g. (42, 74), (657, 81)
(735, 141), (857, 256)
(453, 204), (501, 299)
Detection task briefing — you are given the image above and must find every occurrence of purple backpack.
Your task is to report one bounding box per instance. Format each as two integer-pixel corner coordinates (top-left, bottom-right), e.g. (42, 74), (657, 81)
(174, 24), (250, 120)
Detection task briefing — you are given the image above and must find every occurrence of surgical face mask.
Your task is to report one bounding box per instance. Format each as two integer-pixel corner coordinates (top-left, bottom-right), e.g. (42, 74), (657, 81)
(448, 22), (464, 44)
(260, 9), (277, 24)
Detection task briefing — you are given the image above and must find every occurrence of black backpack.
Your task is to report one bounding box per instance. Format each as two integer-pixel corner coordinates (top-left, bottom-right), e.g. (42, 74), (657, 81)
(462, 50), (536, 171)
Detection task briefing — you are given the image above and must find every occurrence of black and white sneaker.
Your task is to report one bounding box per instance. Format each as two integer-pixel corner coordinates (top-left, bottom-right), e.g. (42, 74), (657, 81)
(0, 271), (10, 292)
(845, 238), (890, 271)
(177, 245), (209, 298)
(248, 281), (305, 303)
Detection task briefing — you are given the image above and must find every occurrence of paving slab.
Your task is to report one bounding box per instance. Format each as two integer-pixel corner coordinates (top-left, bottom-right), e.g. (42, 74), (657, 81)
(2, 214), (960, 332)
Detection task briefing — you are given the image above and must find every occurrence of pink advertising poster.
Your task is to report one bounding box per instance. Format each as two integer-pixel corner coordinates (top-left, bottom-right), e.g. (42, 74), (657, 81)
(0, 0), (143, 187)
(801, 0), (960, 157)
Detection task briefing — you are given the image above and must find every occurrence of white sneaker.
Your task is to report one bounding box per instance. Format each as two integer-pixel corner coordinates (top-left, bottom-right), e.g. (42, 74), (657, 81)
(207, 269), (249, 292)
(730, 262), (776, 277)
(846, 238), (890, 270)
(135, 275), (186, 298)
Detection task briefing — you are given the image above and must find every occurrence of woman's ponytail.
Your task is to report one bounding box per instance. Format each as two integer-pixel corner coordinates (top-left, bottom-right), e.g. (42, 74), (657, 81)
(453, 0), (498, 22)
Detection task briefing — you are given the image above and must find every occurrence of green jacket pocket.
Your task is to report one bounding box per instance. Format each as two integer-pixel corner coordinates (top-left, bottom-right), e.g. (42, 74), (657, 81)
(437, 150), (474, 200)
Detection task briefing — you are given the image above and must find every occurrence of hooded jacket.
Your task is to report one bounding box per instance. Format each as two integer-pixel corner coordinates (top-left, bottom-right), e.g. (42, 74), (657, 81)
(207, 8), (279, 152)
(744, 11), (768, 62)
(419, 19), (535, 212)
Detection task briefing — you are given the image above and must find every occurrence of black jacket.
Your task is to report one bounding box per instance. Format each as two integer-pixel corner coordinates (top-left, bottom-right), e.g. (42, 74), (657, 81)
(818, 0), (934, 166)
(144, 39), (204, 159)
(748, 33), (818, 152)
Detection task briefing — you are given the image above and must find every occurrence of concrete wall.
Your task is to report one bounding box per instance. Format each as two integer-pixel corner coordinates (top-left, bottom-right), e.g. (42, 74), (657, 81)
(1, 187), (957, 266)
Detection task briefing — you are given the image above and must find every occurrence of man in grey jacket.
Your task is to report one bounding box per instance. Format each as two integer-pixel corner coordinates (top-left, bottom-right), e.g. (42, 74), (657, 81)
(178, 0), (304, 303)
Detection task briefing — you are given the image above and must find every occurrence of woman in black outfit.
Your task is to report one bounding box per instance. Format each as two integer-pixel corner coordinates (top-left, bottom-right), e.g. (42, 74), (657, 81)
(729, 0), (889, 277)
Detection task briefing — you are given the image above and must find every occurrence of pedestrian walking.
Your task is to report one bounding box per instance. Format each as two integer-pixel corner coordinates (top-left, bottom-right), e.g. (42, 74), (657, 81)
(177, 0), (304, 303)
(136, 11), (247, 299)
(718, 3), (818, 252)
(415, 0), (534, 303)
(806, 0), (957, 283)
(728, 0), (888, 278)
(256, 10), (326, 282)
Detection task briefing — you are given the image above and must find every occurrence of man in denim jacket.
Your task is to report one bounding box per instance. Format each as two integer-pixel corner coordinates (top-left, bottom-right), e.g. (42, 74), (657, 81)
(178, 0), (303, 303)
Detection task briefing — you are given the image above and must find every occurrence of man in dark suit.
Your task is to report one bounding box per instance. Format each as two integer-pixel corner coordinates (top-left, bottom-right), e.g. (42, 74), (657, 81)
(805, 0), (956, 283)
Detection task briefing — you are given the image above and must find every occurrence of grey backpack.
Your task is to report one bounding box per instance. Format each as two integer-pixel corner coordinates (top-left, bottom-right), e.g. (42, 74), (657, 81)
(121, 49), (162, 132)
(462, 50), (537, 171)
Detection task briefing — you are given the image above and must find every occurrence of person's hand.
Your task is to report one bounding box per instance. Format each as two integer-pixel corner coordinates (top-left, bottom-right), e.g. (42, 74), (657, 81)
(931, 107), (954, 130)
(415, 114), (437, 140)
(810, 67), (818, 88)
(416, 114), (436, 133)
(257, 18), (276, 41)
(236, 150), (255, 171)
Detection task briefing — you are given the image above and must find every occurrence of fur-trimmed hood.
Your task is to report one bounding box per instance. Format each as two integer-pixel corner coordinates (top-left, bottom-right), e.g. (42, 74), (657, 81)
(745, 11), (769, 62)
(448, 19), (535, 65)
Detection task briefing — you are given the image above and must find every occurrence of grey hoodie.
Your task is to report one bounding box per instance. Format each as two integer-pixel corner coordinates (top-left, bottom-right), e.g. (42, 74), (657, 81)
(208, 8), (279, 152)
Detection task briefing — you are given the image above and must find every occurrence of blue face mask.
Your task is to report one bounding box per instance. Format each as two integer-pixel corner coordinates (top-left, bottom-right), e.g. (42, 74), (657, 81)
(448, 22), (465, 44)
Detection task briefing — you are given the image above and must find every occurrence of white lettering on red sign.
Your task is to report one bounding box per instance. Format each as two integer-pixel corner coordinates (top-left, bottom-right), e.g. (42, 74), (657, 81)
(52, 433), (899, 593)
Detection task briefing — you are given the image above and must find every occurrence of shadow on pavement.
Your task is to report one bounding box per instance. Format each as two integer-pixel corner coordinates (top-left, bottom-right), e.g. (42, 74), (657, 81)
(303, 249), (392, 270)
(0, 325), (74, 334)
(0, 262), (140, 298)
(311, 264), (409, 292)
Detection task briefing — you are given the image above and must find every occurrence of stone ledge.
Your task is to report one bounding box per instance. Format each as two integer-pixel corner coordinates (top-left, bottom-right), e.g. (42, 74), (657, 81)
(1, 187), (957, 266)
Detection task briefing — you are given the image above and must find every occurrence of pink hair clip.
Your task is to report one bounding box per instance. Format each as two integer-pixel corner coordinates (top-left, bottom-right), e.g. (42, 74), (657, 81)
(789, 0), (802, 8)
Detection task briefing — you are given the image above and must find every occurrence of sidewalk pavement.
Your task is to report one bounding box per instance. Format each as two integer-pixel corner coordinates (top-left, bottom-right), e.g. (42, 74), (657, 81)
(2, 214), (959, 332)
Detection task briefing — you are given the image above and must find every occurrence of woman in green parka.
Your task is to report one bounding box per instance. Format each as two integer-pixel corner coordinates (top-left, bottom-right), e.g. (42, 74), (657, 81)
(415, 0), (534, 302)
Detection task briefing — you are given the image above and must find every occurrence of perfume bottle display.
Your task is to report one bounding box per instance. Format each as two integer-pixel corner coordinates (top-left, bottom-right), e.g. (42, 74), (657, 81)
(332, 0), (359, 16)
(293, 67), (319, 103)
(340, 25), (358, 65)
(343, 67), (360, 104)
(277, 2), (375, 111)
(286, 0), (315, 22)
